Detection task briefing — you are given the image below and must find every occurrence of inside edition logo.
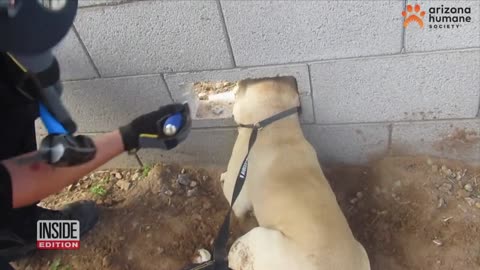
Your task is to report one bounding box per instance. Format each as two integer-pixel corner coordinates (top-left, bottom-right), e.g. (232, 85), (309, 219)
(402, 4), (472, 29)
(37, 220), (80, 250)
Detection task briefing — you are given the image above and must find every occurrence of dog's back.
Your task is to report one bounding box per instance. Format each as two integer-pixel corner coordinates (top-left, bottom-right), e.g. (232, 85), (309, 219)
(247, 128), (369, 269)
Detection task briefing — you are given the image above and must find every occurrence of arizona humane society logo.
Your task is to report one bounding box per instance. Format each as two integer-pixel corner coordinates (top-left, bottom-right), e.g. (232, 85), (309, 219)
(37, 220), (80, 250)
(402, 4), (472, 29)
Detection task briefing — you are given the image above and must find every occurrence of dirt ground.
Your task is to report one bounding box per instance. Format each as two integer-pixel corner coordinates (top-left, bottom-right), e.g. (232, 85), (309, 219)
(193, 81), (236, 119)
(11, 155), (480, 270)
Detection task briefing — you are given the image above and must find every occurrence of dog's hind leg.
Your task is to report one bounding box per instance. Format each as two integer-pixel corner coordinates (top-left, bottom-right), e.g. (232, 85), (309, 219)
(228, 227), (317, 270)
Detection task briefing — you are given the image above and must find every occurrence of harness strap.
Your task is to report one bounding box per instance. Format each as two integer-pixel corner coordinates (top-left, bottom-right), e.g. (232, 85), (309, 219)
(183, 106), (298, 270)
(3, 52), (60, 101)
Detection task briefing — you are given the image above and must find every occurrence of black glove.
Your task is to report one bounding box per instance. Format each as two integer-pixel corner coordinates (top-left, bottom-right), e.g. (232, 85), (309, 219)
(119, 103), (191, 151)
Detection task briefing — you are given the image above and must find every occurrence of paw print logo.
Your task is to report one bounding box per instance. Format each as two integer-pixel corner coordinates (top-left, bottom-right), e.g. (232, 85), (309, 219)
(402, 4), (426, 28)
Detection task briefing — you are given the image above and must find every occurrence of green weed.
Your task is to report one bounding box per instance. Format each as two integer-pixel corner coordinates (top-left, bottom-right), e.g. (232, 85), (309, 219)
(142, 164), (153, 178)
(90, 184), (107, 196)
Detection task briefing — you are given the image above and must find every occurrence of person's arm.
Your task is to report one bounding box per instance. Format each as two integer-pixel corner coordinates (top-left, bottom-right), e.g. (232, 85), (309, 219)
(1, 103), (190, 209)
(2, 130), (123, 208)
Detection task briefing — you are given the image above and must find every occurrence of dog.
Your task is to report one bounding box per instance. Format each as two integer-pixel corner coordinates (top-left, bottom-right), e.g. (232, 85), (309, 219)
(221, 77), (371, 270)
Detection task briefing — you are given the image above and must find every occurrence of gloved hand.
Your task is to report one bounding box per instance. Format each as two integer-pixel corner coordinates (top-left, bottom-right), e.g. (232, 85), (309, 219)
(119, 103), (191, 151)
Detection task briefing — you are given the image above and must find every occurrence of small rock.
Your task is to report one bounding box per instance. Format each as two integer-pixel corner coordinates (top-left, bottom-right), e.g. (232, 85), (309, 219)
(192, 213), (202, 221)
(431, 165), (438, 173)
(181, 168), (186, 174)
(192, 248), (212, 264)
(456, 173), (463, 181)
(177, 174), (191, 186)
(438, 183), (453, 193)
(190, 181), (198, 188)
(456, 189), (470, 199)
(115, 172), (123, 179)
(356, 192), (364, 199)
(464, 184), (473, 192)
(432, 239), (443, 246)
(198, 93), (208, 100)
(211, 106), (224, 115)
(116, 180), (131, 191)
(475, 202), (480, 209)
(146, 225), (151, 230)
(67, 184), (75, 192)
(127, 252), (133, 261)
(427, 158), (433, 165)
(441, 165), (448, 173)
(132, 221), (139, 229)
(102, 255), (113, 267)
(349, 198), (359, 204)
(146, 233), (152, 238)
(104, 198), (113, 205)
(203, 201), (212, 210)
(157, 247), (165, 254)
(465, 197), (475, 206)
(187, 188), (199, 197)
(164, 189), (174, 196)
(437, 198), (445, 208)
(119, 236), (125, 241)
(202, 175), (209, 181)
(132, 173), (140, 181)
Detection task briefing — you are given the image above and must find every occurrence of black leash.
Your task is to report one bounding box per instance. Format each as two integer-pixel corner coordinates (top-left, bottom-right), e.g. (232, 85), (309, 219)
(183, 107), (299, 270)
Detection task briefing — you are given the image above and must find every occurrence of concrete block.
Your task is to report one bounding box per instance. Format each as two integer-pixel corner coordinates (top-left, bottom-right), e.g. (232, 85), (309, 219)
(405, 1), (480, 52)
(299, 95), (315, 124)
(310, 50), (480, 124)
(79, 0), (126, 8)
(53, 30), (98, 81)
(164, 64), (314, 126)
(138, 128), (237, 167)
(62, 75), (172, 133)
(392, 119), (480, 164)
(220, 0), (404, 66)
(75, 1), (232, 76)
(302, 124), (390, 165)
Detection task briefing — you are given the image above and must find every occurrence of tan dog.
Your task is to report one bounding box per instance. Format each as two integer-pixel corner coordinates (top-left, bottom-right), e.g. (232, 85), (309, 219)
(221, 77), (371, 270)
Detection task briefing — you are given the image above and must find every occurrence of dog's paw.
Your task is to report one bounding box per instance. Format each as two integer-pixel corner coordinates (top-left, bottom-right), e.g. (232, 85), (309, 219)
(229, 240), (254, 270)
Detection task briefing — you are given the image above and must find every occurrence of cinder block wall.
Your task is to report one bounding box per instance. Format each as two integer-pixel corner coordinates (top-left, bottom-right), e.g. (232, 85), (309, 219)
(45, 0), (480, 167)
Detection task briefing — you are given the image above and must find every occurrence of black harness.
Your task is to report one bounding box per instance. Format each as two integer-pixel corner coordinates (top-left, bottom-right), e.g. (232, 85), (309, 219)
(183, 106), (299, 270)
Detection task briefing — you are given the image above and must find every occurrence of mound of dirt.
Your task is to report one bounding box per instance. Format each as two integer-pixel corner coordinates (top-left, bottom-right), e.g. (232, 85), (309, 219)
(12, 156), (480, 270)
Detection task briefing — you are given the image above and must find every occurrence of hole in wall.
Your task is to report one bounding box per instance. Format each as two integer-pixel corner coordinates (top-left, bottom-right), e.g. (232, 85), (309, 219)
(192, 81), (237, 119)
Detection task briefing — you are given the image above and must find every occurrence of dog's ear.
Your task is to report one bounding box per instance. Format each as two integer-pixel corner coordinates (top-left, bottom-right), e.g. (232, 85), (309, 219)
(236, 78), (254, 97)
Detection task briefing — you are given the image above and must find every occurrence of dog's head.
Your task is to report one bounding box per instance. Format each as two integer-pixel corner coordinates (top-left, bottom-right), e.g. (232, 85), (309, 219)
(232, 76), (300, 125)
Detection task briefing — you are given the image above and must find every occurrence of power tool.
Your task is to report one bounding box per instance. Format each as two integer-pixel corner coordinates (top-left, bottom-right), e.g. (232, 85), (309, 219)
(1, 0), (189, 166)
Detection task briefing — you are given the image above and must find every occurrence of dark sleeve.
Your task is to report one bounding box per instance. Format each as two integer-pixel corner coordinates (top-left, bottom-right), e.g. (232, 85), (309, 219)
(0, 163), (13, 212)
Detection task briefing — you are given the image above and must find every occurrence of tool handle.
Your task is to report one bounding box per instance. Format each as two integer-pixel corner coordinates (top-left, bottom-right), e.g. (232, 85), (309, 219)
(39, 103), (67, 134)
(163, 112), (183, 136)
